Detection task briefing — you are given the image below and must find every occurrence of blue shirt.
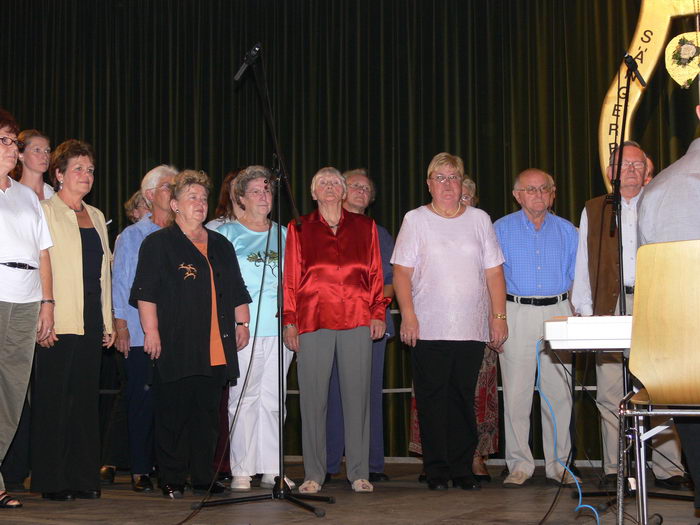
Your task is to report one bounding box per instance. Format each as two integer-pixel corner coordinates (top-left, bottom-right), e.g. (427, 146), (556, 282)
(494, 210), (577, 297)
(376, 223), (395, 336)
(217, 221), (286, 337)
(112, 214), (161, 347)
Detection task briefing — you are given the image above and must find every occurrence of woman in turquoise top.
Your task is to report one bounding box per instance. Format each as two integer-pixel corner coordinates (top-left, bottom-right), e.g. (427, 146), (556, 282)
(217, 165), (293, 492)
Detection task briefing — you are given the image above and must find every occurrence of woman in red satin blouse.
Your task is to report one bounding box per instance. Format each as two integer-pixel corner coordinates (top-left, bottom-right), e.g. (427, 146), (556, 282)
(283, 167), (387, 495)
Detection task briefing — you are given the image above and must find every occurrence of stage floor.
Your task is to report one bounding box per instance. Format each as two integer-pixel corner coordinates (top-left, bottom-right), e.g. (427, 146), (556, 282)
(2, 463), (697, 524)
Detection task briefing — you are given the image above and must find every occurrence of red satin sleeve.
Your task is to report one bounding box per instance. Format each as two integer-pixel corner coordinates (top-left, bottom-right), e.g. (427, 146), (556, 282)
(283, 209), (390, 335)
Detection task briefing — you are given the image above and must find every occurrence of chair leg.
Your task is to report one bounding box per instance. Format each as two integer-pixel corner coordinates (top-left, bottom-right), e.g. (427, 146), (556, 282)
(634, 413), (648, 525)
(617, 406), (627, 525)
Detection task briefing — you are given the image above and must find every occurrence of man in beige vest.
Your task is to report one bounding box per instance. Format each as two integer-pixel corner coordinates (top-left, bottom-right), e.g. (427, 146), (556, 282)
(571, 141), (689, 490)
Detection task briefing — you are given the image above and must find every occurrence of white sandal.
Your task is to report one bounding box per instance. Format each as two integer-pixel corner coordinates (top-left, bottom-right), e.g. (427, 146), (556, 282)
(231, 475), (251, 492)
(351, 478), (374, 493)
(298, 479), (322, 494)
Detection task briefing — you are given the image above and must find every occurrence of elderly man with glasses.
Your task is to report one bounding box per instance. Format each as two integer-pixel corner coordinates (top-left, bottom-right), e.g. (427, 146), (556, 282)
(494, 168), (578, 488)
(571, 142), (688, 491)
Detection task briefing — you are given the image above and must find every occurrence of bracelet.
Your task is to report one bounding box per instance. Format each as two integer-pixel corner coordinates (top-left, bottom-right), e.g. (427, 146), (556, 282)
(40, 299), (55, 305)
(493, 313), (507, 320)
(236, 321), (250, 328)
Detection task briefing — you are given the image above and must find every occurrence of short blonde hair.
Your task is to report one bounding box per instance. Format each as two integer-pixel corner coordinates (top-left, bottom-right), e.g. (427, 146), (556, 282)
(172, 169), (212, 199)
(310, 167), (346, 199)
(427, 152), (464, 180)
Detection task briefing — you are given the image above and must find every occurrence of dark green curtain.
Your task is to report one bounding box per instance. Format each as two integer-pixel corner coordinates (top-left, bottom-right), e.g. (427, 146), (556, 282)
(3, 0), (699, 458)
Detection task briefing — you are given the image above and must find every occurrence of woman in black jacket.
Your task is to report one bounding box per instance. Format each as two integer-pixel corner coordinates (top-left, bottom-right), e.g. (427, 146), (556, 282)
(130, 170), (251, 499)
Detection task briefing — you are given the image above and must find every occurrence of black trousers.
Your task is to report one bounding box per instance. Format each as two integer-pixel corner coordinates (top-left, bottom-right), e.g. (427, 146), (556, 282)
(154, 366), (225, 486)
(675, 418), (700, 508)
(123, 346), (155, 474)
(411, 340), (484, 481)
(100, 348), (130, 468)
(1, 396), (30, 483)
(30, 292), (103, 493)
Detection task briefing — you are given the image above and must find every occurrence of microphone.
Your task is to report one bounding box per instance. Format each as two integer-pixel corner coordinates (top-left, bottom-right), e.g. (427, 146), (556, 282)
(623, 54), (647, 87)
(234, 42), (262, 82)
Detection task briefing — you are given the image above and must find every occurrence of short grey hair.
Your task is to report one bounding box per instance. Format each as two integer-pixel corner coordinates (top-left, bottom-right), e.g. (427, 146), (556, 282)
(140, 164), (178, 205)
(513, 169), (555, 191)
(234, 165), (274, 211)
(310, 167), (346, 198)
(343, 168), (376, 204)
(608, 140), (648, 167)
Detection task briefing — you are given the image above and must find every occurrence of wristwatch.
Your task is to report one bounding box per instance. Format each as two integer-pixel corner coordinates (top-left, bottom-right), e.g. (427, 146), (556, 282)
(236, 322), (250, 328)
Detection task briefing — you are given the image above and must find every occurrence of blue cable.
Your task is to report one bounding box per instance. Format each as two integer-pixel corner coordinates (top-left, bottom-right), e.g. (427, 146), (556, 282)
(535, 338), (600, 525)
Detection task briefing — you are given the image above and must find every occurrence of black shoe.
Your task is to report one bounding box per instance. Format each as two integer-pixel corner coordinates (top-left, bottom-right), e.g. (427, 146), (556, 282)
(217, 472), (232, 483)
(99, 466), (116, 485)
(369, 472), (390, 482)
(655, 475), (692, 491)
(132, 475), (154, 493)
(324, 472), (336, 484)
(427, 478), (449, 491)
(192, 481), (229, 495)
(161, 484), (185, 499)
(418, 472), (427, 483)
(452, 476), (481, 490)
(42, 491), (75, 501)
(73, 489), (101, 499)
(474, 473), (491, 483)
(598, 473), (617, 490)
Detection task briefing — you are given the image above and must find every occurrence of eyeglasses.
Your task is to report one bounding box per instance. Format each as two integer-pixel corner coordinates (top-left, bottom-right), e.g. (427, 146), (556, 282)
(0, 137), (24, 148)
(156, 182), (172, 192)
(460, 194), (473, 202)
(317, 179), (343, 187)
(515, 185), (554, 195)
(245, 189), (272, 197)
(612, 160), (646, 171)
(430, 174), (462, 184)
(26, 146), (51, 155)
(348, 182), (371, 193)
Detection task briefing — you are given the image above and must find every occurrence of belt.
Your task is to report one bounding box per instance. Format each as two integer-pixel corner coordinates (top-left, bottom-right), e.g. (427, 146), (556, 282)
(624, 285), (635, 295)
(0, 262), (38, 270)
(506, 292), (568, 306)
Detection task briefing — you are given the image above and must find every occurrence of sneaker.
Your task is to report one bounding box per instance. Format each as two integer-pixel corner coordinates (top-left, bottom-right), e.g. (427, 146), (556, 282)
(231, 476), (251, 492)
(503, 471), (531, 488)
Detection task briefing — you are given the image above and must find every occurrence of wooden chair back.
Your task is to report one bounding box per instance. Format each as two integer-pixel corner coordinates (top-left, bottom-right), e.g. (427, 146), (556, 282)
(630, 240), (700, 405)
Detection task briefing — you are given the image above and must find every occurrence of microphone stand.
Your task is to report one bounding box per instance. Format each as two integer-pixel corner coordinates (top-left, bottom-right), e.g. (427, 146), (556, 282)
(194, 43), (333, 518)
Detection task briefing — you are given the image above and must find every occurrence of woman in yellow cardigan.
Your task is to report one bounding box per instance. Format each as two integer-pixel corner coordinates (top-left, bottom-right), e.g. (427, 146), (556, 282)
(30, 140), (114, 502)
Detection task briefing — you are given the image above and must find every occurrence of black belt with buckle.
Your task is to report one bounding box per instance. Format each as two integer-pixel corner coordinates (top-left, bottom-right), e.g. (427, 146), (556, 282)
(624, 285), (635, 294)
(506, 292), (568, 306)
(0, 262), (38, 270)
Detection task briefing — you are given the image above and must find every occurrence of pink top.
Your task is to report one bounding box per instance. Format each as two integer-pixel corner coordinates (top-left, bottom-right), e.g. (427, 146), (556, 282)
(391, 205), (504, 342)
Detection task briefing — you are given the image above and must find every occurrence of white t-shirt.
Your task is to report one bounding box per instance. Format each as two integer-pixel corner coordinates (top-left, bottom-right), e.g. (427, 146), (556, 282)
(391, 205), (504, 341)
(0, 178), (53, 302)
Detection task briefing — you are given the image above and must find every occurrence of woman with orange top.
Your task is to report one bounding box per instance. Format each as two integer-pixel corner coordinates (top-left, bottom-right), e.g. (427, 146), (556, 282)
(130, 170), (251, 499)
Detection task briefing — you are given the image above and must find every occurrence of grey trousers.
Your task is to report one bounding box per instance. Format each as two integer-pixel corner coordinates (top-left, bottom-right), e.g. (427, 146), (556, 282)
(297, 327), (372, 484)
(0, 300), (39, 492)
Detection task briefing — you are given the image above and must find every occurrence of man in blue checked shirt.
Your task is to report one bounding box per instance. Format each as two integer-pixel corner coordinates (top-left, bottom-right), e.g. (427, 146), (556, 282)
(109, 164), (177, 493)
(494, 168), (578, 488)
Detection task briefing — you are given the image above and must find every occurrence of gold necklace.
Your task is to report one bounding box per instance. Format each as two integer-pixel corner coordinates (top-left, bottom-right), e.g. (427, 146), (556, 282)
(430, 201), (461, 218)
